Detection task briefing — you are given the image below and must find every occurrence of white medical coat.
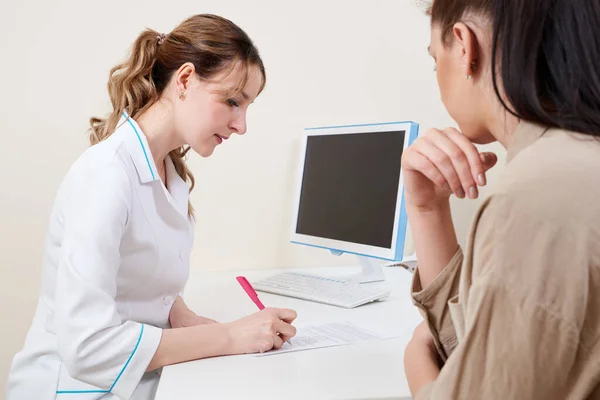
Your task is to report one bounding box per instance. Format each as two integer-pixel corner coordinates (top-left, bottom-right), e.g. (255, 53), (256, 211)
(7, 112), (193, 399)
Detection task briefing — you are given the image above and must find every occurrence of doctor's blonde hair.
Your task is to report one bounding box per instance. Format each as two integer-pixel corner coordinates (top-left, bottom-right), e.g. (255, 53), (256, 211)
(89, 14), (266, 217)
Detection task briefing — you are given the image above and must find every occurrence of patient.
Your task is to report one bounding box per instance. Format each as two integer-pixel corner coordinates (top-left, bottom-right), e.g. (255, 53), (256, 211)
(401, 0), (600, 398)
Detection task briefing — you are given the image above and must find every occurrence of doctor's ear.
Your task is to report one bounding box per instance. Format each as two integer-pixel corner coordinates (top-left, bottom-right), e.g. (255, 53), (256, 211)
(174, 62), (196, 99)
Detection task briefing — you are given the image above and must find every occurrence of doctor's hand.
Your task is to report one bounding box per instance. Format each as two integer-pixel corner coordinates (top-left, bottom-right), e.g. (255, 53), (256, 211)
(169, 296), (218, 328)
(225, 307), (297, 354)
(401, 128), (498, 210)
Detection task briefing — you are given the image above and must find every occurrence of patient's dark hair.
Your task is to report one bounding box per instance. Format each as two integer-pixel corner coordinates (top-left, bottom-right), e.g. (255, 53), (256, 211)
(425, 0), (600, 137)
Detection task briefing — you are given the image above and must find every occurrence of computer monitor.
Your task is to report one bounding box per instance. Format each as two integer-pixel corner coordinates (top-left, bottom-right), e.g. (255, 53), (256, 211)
(290, 121), (419, 283)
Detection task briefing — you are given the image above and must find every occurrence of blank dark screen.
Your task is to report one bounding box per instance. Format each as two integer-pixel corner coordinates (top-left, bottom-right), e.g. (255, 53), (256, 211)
(296, 130), (405, 248)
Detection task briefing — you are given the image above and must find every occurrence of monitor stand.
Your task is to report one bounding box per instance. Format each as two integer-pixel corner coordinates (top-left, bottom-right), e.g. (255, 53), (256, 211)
(353, 256), (386, 284)
(329, 251), (418, 284)
(329, 251), (386, 284)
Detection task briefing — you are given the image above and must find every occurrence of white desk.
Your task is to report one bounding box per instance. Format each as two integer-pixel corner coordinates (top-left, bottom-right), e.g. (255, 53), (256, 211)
(155, 266), (421, 400)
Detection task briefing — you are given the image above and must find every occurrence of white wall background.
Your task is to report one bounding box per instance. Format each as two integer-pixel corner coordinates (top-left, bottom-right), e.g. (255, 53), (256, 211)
(0, 0), (505, 393)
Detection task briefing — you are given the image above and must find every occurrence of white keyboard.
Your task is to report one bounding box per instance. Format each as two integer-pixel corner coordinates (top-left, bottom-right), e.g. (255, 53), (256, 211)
(252, 272), (391, 308)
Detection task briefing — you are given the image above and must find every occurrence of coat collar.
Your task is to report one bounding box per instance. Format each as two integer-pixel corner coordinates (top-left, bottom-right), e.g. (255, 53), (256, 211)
(115, 111), (190, 218)
(116, 111), (160, 184)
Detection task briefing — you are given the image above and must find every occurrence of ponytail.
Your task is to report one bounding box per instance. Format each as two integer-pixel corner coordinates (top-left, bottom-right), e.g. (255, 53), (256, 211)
(89, 29), (160, 145)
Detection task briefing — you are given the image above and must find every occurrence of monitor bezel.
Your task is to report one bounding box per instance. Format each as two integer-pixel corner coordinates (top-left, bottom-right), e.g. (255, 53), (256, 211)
(290, 121), (419, 261)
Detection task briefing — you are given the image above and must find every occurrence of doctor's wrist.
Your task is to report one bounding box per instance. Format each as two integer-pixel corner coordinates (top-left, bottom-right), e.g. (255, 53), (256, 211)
(211, 323), (237, 357)
(219, 322), (238, 355)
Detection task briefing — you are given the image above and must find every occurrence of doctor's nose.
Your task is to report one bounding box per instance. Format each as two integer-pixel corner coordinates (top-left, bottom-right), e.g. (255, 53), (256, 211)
(229, 115), (247, 136)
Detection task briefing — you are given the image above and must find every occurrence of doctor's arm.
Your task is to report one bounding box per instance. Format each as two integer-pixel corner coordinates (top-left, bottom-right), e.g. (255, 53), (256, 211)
(56, 162), (163, 399)
(56, 162), (297, 397)
(168, 295), (217, 328)
(147, 306), (297, 371)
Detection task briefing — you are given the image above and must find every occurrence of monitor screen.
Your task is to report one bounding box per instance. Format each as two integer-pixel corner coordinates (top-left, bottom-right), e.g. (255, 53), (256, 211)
(295, 130), (406, 249)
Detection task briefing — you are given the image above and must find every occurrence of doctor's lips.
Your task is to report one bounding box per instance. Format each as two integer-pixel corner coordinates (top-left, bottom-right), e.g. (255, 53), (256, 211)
(215, 134), (229, 144)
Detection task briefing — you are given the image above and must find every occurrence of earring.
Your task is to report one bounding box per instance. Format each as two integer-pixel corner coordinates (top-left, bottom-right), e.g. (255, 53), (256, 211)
(466, 61), (477, 79)
(179, 90), (187, 100)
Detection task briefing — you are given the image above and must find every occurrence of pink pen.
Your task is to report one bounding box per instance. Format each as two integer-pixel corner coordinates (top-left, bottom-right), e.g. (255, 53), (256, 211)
(236, 276), (292, 345)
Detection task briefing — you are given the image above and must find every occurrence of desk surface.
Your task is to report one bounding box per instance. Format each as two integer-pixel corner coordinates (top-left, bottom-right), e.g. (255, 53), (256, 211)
(155, 265), (421, 400)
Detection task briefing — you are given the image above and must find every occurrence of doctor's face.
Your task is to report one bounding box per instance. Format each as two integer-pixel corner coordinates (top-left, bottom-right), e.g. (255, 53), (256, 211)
(174, 64), (264, 157)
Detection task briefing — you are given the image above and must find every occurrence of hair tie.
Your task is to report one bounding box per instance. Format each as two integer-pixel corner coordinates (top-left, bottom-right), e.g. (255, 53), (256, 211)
(157, 33), (167, 45)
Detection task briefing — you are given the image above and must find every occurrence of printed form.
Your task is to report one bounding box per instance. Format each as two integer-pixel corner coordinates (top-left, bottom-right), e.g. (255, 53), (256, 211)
(254, 321), (401, 357)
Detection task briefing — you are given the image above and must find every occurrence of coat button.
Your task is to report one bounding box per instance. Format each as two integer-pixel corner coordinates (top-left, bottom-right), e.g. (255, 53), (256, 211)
(163, 296), (171, 306)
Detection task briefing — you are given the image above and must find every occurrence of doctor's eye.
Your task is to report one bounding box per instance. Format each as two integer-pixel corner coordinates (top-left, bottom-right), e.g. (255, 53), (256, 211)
(226, 98), (239, 107)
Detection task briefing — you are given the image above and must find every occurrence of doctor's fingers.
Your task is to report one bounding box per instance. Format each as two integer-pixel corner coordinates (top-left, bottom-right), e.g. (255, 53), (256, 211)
(256, 337), (276, 354)
(271, 319), (296, 342)
(271, 334), (285, 350)
(271, 307), (297, 324)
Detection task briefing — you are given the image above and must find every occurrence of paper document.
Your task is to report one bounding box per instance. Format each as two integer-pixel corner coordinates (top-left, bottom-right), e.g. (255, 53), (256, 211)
(254, 321), (399, 357)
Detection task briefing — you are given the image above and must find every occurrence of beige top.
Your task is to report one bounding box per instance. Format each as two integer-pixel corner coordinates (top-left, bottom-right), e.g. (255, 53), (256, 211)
(411, 121), (600, 399)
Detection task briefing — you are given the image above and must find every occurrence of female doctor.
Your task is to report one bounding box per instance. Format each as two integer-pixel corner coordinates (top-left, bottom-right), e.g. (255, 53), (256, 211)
(7, 14), (297, 400)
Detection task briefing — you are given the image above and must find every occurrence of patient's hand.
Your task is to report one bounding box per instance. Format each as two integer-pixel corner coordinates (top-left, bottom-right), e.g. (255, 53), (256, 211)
(405, 320), (441, 397)
(411, 320), (436, 351)
(401, 127), (498, 210)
